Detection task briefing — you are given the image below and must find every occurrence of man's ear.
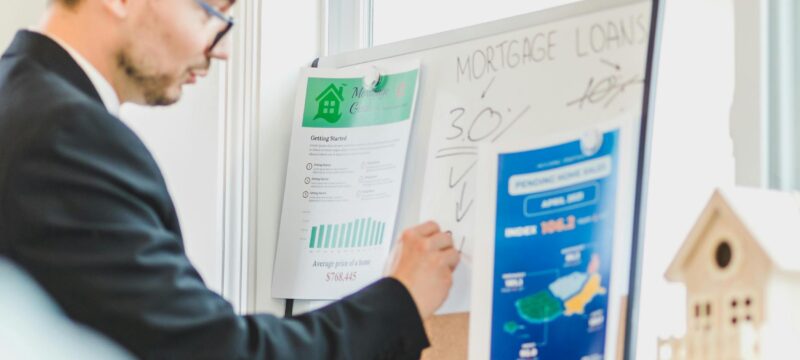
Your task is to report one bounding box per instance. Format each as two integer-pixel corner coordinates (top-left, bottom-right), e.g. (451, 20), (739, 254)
(101, 0), (129, 19)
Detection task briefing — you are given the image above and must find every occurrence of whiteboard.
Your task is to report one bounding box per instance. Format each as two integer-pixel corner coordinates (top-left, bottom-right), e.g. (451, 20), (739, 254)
(315, 0), (662, 357)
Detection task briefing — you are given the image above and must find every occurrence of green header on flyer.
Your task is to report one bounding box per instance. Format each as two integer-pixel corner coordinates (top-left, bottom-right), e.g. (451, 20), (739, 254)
(302, 69), (418, 128)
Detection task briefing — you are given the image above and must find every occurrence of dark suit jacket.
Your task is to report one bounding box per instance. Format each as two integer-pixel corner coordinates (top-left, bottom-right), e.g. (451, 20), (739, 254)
(0, 30), (429, 359)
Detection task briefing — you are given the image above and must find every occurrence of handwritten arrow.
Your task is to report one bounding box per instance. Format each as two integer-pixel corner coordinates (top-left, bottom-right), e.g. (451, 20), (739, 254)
(600, 58), (621, 71)
(481, 76), (496, 99)
(448, 160), (478, 189)
(455, 181), (474, 222)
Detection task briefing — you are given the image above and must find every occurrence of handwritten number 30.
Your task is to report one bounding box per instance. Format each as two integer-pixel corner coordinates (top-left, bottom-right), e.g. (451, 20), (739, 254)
(447, 107), (504, 142)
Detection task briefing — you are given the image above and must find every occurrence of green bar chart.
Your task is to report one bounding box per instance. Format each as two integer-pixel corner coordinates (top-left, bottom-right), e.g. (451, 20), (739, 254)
(309, 217), (387, 249)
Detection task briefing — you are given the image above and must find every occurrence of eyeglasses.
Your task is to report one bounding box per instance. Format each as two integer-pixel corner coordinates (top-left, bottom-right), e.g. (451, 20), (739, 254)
(194, 0), (234, 52)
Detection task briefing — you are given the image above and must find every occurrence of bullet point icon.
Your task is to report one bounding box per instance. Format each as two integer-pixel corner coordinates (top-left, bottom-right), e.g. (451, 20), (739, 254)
(306, 163), (313, 170)
(304, 177), (311, 184)
(302, 191), (309, 199)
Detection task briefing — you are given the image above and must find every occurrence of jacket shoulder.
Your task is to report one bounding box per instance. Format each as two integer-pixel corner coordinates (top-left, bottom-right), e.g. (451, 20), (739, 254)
(0, 56), (169, 221)
(0, 54), (155, 171)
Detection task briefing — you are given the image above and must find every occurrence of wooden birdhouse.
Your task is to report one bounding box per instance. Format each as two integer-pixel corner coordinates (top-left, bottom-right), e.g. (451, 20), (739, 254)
(657, 187), (800, 360)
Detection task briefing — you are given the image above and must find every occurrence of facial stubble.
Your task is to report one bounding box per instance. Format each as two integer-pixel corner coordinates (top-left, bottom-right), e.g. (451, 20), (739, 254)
(116, 49), (180, 106)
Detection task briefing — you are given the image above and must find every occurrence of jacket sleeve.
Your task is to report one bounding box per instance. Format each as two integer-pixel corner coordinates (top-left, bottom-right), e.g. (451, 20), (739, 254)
(1, 102), (429, 360)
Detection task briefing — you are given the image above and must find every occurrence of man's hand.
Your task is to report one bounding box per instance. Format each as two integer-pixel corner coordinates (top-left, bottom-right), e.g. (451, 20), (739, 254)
(387, 221), (460, 319)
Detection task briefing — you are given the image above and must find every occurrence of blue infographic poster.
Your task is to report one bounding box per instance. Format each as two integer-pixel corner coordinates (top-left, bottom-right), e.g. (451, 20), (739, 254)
(490, 130), (619, 359)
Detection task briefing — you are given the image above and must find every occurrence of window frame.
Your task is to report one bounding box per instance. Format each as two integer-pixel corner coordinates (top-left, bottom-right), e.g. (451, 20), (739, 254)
(766, 0), (800, 190)
(325, 0), (373, 56)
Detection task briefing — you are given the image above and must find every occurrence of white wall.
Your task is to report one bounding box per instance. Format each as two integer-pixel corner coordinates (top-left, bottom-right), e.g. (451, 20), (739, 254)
(120, 83), (225, 293)
(252, 0), (324, 315)
(0, 0), (45, 50)
(637, 0), (736, 358)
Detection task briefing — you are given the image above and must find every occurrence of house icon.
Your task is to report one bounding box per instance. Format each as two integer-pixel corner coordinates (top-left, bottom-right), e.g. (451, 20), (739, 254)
(314, 83), (345, 123)
(657, 187), (800, 360)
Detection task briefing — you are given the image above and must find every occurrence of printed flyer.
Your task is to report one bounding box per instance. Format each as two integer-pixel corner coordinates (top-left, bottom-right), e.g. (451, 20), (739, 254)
(272, 62), (420, 299)
(471, 128), (627, 360)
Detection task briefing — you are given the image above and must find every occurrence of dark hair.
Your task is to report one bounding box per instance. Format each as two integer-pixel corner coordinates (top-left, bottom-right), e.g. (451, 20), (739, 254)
(49, 0), (82, 7)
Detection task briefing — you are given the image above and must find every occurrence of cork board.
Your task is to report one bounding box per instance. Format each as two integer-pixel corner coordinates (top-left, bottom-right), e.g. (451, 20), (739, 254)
(421, 313), (469, 360)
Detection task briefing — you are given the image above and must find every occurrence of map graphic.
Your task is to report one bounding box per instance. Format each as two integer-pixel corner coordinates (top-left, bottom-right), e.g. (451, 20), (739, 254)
(503, 253), (608, 349)
(511, 254), (605, 329)
(490, 130), (619, 359)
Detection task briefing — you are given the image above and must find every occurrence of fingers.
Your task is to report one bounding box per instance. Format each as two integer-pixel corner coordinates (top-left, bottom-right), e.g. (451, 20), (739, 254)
(443, 248), (460, 270)
(429, 231), (454, 251)
(414, 221), (440, 236)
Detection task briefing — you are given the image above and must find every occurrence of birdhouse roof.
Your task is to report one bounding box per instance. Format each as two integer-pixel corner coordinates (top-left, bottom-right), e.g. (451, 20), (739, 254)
(665, 187), (800, 281)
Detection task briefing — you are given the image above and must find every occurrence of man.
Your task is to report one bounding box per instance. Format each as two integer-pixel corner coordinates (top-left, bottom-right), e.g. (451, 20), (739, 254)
(0, 0), (460, 359)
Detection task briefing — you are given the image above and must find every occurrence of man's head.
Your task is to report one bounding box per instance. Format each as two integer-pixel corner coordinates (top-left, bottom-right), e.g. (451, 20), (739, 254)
(49, 0), (82, 7)
(42, 0), (235, 106)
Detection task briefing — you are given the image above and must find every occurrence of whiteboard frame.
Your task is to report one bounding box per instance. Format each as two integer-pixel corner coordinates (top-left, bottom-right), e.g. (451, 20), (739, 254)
(625, 1), (663, 359)
(314, 0), (665, 358)
(320, 0), (650, 69)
